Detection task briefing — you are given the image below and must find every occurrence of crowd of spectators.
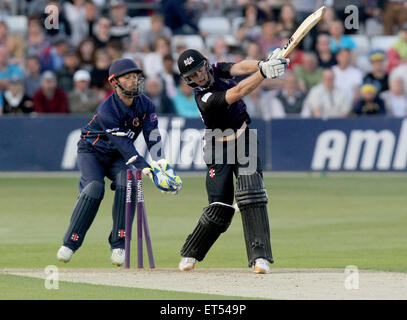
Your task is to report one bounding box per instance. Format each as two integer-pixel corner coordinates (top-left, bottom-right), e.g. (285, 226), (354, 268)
(0, 0), (407, 119)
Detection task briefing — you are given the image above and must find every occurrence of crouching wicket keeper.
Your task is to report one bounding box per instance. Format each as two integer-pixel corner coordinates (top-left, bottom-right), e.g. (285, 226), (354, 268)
(177, 49), (289, 273)
(57, 58), (182, 266)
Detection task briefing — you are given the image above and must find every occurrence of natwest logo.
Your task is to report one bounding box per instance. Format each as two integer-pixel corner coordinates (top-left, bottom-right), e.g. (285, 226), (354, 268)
(311, 119), (407, 171)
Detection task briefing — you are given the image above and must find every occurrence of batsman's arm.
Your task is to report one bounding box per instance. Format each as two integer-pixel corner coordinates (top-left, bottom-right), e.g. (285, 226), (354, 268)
(229, 60), (259, 77)
(225, 71), (265, 105)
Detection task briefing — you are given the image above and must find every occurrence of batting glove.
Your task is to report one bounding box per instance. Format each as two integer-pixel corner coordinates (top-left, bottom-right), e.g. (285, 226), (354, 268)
(258, 48), (290, 79)
(157, 159), (182, 194)
(142, 161), (178, 193)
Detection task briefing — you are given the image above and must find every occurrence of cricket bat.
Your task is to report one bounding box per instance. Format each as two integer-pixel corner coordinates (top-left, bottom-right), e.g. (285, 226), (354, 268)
(280, 6), (326, 58)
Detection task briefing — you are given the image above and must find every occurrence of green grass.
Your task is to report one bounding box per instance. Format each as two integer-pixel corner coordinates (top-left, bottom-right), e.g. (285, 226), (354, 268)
(1, 175), (406, 299)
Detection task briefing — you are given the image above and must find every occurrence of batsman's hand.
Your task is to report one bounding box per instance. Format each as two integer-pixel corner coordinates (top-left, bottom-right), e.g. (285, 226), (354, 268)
(142, 161), (179, 194)
(258, 48), (290, 79)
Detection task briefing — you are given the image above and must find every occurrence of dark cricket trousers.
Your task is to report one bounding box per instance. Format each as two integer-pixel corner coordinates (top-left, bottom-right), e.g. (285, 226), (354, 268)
(203, 127), (263, 205)
(62, 140), (129, 251)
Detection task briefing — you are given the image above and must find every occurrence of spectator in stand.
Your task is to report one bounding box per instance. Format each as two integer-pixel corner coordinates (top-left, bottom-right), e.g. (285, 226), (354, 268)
(140, 13), (172, 53)
(68, 69), (100, 114)
(386, 22), (407, 72)
(48, 35), (71, 72)
(0, 91), (3, 115)
(33, 71), (69, 114)
(23, 55), (42, 98)
(352, 83), (386, 116)
(91, 16), (112, 49)
(84, 0), (99, 37)
(0, 21), (25, 65)
(109, 0), (134, 45)
(26, 15), (50, 58)
(236, 3), (265, 43)
(329, 20), (356, 54)
(302, 68), (351, 119)
(0, 45), (24, 92)
(161, 0), (206, 38)
(57, 49), (80, 93)
(258, 20), (282, 58)
(90, 49), (111, 99)
(332, 48), (363, 104)
(389, 53), (407, 94)
(106, 41), (124, 62)
(245, 41), (263, 61)
(316, 6), (337, 34)
(161, 54), (180, 99)
(208, 37), (233, 64)
(276, 4), (298, 36)
(123, 29), (143, 60)
(315, 33), (337, 68)
(380, 77), (407, 117)
(272, 72), (306, 116)
(171, 81), (200, 118)
(363, 50), (389, 93)
(294, 52), (323, 92)
(144, 76), (175, 115)
(0, 21), (8, 46)
(77, 37), (96, 72)
(143, 36), (171, 78)
(243, 86), (285, 120)
(2, 76), (33, 115)
(382, 0), (407, 35)
(64, 0), (88, 47)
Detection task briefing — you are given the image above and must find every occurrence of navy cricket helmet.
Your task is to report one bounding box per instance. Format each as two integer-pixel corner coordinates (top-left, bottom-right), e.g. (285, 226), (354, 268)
(108, 58), (144, 97)
(177, 49), (213, 90)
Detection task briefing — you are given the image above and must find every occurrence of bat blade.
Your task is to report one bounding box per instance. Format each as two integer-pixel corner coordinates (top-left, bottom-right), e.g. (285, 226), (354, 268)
(280, 6), (326, 58)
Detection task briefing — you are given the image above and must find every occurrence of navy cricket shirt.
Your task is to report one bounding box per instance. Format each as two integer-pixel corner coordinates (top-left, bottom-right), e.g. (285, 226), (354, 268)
(80, 91), (162, 169)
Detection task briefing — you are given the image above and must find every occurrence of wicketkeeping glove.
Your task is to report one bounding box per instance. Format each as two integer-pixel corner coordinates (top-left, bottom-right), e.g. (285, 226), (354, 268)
(258, 48), (290, 79)
(142, 161), (178, 194)
(157, 159), (182, 193)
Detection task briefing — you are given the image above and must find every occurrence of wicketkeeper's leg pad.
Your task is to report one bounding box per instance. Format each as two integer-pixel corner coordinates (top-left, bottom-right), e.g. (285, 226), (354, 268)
(180, 202), (235, 261)
(235, 172), (273, 267)
(63, 180), (105, 251)
(109, 170), (135, 249)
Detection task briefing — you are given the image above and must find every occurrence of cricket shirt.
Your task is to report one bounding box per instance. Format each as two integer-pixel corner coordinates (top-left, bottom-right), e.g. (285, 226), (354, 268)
(194, 62), (251, 133)
(80, 91), (162, 169)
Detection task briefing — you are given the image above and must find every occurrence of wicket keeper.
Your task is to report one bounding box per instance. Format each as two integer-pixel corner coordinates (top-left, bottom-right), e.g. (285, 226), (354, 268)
(57, 58), (182, 266)
(177, 48), (289, 273)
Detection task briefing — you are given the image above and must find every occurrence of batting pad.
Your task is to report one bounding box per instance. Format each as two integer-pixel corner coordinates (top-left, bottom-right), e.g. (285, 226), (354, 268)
(235, 173), (273, 267)
(180, 202), (235, 261)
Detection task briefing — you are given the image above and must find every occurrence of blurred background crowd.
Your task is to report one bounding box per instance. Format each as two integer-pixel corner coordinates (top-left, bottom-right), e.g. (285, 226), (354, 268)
(0, 0), (407, 119)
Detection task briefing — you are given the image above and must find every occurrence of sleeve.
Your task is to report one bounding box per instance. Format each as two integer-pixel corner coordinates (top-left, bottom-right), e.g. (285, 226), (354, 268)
(97, 107), (150, 169)
(142, 99), (163, 161)
(196, 90), (229, 113)
(214, 62), (235, 79)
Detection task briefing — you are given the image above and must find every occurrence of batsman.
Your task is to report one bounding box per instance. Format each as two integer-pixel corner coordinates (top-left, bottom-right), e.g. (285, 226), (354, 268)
(57, 58), (182, 266)
(177, 48), (289, 273)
